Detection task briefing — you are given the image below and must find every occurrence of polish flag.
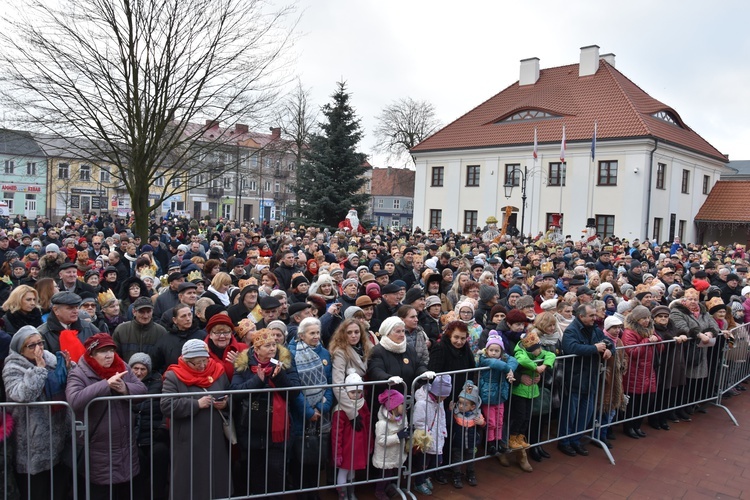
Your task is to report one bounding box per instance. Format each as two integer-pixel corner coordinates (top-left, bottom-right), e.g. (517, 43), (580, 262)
(533, 128), (538, 160)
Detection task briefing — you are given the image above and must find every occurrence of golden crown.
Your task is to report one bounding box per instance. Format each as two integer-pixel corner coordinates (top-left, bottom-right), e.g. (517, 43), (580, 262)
(186, 270), (203, 283)
(98, 289), (117, 307)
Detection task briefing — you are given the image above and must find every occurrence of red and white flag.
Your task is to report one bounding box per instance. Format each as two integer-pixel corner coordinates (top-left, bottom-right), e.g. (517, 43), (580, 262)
(533, 127), (538, 160)
(560, 125), (566, 162)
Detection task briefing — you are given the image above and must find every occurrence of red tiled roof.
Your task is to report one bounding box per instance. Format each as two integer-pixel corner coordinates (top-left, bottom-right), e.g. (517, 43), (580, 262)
(695, 181), (750, 223)
(371, 167), (415, 197)
(412, 61), (727, 162)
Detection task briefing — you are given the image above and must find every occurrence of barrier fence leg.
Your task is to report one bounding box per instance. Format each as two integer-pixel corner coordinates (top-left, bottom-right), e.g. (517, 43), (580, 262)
(589, 359), (615, 465)
(712, 348), (739, 426)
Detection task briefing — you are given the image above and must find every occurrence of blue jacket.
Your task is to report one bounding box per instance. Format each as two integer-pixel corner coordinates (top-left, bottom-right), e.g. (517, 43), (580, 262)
(287, 339), (334, 437)
(561, 317), (614, 396)
(477, 352), (518, 405)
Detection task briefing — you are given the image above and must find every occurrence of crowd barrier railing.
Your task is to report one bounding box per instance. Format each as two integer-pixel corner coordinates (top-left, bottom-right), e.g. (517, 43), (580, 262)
(3, 327), (750, 500)
(0, 401), (78, 500)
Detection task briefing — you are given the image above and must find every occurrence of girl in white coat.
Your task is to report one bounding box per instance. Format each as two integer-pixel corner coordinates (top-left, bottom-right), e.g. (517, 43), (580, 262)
(372, 389), (409, 500)
(411, 374), (452, 495)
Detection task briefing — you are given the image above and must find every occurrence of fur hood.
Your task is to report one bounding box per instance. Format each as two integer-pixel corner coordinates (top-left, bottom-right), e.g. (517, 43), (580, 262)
(39, 252), (67, 270)
(234, 344), (292, 373)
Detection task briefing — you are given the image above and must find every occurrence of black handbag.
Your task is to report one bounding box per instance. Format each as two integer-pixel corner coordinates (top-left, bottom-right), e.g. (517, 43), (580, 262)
(293, 422), (330, 465)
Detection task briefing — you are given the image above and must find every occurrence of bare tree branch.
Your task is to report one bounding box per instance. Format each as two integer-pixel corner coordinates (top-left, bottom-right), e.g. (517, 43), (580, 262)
(373, 97), (441, 167)
(0, 0), (296, 236)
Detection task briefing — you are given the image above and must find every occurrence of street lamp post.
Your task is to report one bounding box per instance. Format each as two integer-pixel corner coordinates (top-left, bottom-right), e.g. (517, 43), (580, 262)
(504, 165), (528, 238)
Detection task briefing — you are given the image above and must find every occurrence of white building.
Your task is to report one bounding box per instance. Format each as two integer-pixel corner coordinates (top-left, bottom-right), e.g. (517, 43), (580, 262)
(411, 46), (730, 244)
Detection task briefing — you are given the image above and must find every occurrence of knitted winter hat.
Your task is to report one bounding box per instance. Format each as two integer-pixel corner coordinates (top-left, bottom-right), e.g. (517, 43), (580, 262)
(479, 285), (499, 302)
(181, 339), (209, 359)
(345, 373), (364, 392)
(458, 380), (481, 407)
(428, 374), (453, 398)
(128, 352), (152, 372)
(603, 316), (623, 331)
(378, 389), (404, 411)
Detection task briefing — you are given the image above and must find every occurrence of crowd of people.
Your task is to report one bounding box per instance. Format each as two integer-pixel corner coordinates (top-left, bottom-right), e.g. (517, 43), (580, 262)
(0, 213), (749, 500)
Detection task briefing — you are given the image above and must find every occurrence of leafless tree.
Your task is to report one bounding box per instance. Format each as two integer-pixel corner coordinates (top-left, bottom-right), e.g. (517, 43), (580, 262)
(373, 98), (441, 167)
(276, 80), (318, 215)
(0, 0), (295, 237)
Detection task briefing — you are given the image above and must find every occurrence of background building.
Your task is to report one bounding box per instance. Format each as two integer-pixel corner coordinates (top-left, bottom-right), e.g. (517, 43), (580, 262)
(0, 130), (47, 219)
(411, 45), (731, 244)
(370, 167), (415, 230)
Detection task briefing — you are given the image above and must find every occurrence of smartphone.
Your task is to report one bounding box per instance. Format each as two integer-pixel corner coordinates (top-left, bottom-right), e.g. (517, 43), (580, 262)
(270, 358), (281, 366)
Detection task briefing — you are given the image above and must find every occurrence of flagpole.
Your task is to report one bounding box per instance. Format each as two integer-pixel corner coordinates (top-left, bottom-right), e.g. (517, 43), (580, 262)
(588, 121), (597, 223)
(559, 125), (565, 231)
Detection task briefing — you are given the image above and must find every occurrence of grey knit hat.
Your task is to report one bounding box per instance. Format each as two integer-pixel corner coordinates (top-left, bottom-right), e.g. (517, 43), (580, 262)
(479, 285), (499, 302)
(181, 339), (209, 359)
(128, 352), (152, 372)
(10, 325), (42, 354)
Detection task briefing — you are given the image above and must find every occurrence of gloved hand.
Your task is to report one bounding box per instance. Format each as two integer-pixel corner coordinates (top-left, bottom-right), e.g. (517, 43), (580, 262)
(397, 427), (411, 440)
(423, 371), (436, 380)
(387, 376), (403, 385)
(352, 416), (363, 432)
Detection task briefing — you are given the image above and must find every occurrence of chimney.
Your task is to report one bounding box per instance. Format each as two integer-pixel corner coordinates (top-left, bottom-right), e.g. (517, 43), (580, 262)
(205, 119), (219, 129)
(269, 127), (281, 140)
(579, 45), (600, 77)
(600, 53), (616, 67)
(234, 123), (248, 134)
(519, 57), (540, 86)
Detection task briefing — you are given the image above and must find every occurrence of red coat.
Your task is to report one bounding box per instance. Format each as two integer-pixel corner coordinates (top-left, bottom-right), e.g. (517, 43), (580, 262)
(621, 329), (663, 394)
(331, 405), (371, 471)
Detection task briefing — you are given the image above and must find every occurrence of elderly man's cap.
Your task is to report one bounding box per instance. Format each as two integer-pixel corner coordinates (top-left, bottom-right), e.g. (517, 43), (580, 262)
(51, 291), (82, 306)
(177, 282), (198, 293)
(259, 296), (281, 310)
(167, 272), (184, 283)
(59, 262), (76, 271)
(132, 296), (154, 311)
(381, 283), (400, 295)
(288, 302), (312, 317)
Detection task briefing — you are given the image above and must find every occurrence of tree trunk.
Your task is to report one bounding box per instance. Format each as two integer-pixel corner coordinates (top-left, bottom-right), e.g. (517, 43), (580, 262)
(130, 185), (151, 241)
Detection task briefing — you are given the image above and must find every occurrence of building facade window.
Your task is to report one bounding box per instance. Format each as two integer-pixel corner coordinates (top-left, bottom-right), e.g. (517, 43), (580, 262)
(100, 169), (110, 183)
(595, 214), (615, 238)
(431, 166), (444, 187)
(656, 163), (666, 189)
(80, 165), (91, 181)
(377, 198), (383, 209)
(3, 193), (14, 213)
(681, 169), (690, 194)
(171, 177), (181, 189)
(274, 181), (280, 193)
(393, 199), (400, 209)
(26, 162), (36, 176)
(702, 175), (710, 195)
(3, 160), (14, 175)
(597, 161), (618, 186)
(223, 176), (233, 190)
(547, 162), (566, 186)
(429, 209), (442, 229)
(504, 164), (520, 186)
(678, 220), (686, 241)
(154, 176), (164, 187)
(653, 217), (662, 242)
(264, 181), (271, 192)
(466, 165), (480, 187)
(58, 163), (69, 179)
(463, 210), (478, 233)
(248, 180), (257, 191)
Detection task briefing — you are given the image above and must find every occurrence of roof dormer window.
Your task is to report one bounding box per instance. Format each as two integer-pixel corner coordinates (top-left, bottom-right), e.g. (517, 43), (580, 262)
(497, 109), (560, 123)
(652, 110), (682, 127)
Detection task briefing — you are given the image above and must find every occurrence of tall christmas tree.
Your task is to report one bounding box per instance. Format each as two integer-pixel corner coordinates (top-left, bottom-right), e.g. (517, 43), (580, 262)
(295, 81), (369, 227)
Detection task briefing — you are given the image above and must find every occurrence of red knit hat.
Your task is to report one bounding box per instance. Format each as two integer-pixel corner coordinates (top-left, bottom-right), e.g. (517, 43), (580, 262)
(204, 314), (234, 334)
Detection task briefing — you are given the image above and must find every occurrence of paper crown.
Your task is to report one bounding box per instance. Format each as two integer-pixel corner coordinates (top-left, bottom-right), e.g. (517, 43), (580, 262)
(98, 289), (117, 307)
(139, 268), (156, 278)
(159, 274), (170, 287)
(238, 277), (258, 289)
(186, 270), (203, 283)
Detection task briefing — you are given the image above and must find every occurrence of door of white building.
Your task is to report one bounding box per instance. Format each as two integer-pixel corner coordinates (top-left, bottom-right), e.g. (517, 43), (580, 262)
(24, 194), (37, 218)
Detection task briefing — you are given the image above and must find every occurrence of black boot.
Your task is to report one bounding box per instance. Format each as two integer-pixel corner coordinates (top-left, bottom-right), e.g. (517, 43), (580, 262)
(528, 447), (543, 462)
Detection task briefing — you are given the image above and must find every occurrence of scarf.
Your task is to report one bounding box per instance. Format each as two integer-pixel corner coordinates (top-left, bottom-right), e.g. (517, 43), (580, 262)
(251, 353), (289, 443)
(294, 342), (327, 408)
(5, 308), (43, 329)
(165, 357), (225, 388)
(681, 298), (701, 317)
(208, 285), (230, 306)
(84, 351), (127, 380)
(379, 334), (406, 354)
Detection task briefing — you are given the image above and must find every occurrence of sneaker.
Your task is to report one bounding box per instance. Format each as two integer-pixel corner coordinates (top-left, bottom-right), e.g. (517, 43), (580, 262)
(414, 483), (432, 496)
(466, 473), (477, 487)
(452, 474), (463, 489)
(424, 477), (433, 490)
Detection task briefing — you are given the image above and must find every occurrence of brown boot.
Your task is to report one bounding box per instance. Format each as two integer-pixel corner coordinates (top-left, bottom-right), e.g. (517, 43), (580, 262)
(508, 434), (522, 450)
(517, 434), (530, 448)
(497, 452), (511, 467)
(517, 450), (533, 473)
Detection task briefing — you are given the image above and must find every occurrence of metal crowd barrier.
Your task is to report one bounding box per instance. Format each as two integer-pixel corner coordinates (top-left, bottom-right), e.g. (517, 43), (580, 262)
(3, 327), (750, 499)
(79, 379), (410, 500)
(0, 401), (78, 500)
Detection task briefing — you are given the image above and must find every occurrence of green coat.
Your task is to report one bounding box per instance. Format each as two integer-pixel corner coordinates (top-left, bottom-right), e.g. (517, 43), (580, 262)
(511, 344), (556, 399)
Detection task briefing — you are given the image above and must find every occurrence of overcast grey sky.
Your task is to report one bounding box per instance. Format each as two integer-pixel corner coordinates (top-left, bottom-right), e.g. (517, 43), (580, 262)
(288, 0), (750, 168)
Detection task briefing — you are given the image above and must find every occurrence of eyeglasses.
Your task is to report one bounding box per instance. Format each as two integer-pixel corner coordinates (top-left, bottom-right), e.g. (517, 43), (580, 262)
(25, 341), (45, 350)
(186, 359), (208, 368)
(211, 330), (233, 337)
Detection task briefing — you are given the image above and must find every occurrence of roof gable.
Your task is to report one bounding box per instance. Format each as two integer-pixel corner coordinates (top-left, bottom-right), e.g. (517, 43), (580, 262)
(695, 180), (750, 223)
(371, 168), (415, 197)
(412, 61), (726, 162)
